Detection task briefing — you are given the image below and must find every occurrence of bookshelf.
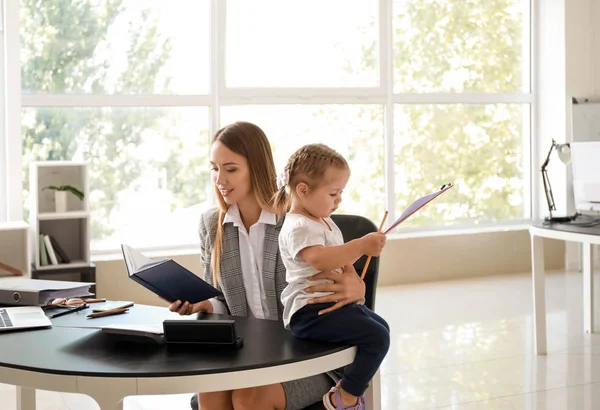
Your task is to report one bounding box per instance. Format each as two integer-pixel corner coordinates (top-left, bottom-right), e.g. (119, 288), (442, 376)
(0, 221), (30, 277)
(30, 161), (90, 271)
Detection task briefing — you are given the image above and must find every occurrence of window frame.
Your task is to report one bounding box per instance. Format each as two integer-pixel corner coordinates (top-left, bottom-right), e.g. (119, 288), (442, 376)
(4, 0), (22, 222)
(6, 0), (535, 252)
(0, 2), (6, 222)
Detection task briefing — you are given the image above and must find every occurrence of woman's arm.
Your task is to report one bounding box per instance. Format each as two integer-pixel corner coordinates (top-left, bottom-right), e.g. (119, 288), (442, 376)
(303, 264), (366, 315)
(170, 209), (227, 316)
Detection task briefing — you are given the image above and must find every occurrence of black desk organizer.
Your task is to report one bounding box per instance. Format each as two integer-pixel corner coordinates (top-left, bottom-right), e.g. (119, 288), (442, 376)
(163, 319), (243, 349)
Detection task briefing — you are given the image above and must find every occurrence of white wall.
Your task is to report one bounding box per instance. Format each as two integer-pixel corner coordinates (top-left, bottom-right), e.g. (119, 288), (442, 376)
(565, 0), (600, 269)
(536, 0), (600, 270)
(92, 231), (566, 304)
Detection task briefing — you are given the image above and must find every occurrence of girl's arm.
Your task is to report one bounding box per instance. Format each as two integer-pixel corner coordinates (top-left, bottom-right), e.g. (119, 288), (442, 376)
(299, 239), (366, 271)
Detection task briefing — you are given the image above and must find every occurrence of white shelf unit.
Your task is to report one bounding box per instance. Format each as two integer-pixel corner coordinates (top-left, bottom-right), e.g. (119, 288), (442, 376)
(30, 162), (90, 271)
(0, 221), (30, 277)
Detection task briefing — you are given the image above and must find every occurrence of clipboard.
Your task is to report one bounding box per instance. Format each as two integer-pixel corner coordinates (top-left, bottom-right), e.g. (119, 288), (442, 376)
(384, 183), (454, 235)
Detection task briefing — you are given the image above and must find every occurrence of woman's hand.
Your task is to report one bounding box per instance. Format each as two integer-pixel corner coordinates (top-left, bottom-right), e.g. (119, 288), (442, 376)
(168, 299), (214, 316)
(304, 264), (366, 315)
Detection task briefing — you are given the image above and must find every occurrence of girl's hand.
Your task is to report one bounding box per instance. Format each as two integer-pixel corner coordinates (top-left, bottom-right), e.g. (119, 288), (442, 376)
(304, 264), (366, 315)
(168, 299), (213, 316)
(360, 232), (386, 257)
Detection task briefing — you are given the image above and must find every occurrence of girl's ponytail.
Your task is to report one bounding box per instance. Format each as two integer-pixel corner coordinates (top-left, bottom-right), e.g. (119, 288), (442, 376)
(272, 171), (290, 218)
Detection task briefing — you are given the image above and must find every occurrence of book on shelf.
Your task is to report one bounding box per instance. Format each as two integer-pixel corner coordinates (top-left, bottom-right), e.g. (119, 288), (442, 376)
(39, 234), (49, 266)
(43, 235), (59, 265)
(41, 234), (71, 265)
(49, 236), (70, 263)
(121, 244), (221, 304)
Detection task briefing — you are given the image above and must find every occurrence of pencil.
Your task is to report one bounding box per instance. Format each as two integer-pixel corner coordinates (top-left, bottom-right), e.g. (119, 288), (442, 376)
(49, 303), (88, 319)
(86, 308), (129, 319)
(360, 211), (388, 280)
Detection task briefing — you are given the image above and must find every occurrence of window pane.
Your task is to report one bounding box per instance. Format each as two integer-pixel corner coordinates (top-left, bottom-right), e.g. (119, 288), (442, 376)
(23, 107), (210, 250)
(21, 0), (209, 94)
(226, 0), (379, 87)
(394, 104), (528, 227)
(221, 105), (385, 222)
(393, 0), (527, 92)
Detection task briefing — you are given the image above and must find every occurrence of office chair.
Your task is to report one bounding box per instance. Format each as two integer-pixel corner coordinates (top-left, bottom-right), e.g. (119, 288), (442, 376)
(190, 215), (381, 410)
(330, 214), (380, 310)
(302, 214), (380, 410)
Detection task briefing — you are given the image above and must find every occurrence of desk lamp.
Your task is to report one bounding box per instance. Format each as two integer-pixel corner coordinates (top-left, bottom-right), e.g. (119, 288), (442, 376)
(541, 139), (577, 223)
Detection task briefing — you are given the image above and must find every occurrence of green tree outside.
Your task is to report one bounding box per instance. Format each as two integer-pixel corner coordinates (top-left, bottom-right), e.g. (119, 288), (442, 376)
(20, 0), (210, 244)
(391, 0), (525, 226)
(338, 0), (526, 227)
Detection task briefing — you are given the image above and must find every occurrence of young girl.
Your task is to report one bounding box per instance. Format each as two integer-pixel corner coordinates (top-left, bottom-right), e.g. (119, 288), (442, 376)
(273, 143), (390, 410)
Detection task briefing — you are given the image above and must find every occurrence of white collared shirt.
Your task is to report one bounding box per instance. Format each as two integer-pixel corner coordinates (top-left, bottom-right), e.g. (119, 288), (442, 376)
(209, 204), (277, 319)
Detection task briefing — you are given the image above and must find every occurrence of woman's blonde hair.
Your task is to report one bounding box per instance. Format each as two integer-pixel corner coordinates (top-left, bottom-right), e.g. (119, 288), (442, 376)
(210, 122), (278, 284)
(272, 143), (349, 215)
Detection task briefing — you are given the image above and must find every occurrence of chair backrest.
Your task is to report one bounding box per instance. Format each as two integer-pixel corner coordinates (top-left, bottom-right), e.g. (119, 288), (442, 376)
(330, 214), (380, 310)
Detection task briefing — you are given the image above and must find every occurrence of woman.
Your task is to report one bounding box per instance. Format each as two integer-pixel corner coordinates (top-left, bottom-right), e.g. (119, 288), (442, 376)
(169, 122), (367, 410)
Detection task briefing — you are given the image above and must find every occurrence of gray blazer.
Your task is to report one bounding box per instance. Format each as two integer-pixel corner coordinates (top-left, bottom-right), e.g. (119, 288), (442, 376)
(198, 207), (288, 321)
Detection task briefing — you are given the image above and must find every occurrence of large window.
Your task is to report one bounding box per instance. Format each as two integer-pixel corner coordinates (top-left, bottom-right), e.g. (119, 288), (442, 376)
(11, 0), (532, 252)
(221, 105), (385, 218)
(226, 0), (379, 87)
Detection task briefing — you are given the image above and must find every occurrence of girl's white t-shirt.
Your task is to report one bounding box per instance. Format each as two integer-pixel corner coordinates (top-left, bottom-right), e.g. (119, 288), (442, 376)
(279, 213), (344, 328)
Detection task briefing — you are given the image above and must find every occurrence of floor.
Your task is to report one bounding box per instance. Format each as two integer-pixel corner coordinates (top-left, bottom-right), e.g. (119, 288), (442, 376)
(2, 269), (600, 409)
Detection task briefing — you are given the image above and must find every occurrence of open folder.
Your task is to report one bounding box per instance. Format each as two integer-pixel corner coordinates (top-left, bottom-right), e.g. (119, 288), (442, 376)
(121, 245), (221, 304)
(384, 183), (454, 234)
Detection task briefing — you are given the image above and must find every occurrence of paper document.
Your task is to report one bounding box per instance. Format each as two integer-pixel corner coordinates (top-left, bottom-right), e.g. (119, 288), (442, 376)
(122, 244), (167, 275)
(0, 278), (93, 292)
(101, 324), (164, 335)
(384, 184), (454, 234)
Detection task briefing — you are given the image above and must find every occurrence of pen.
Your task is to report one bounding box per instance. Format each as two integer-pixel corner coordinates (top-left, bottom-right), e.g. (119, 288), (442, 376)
(87, 308), (129, 319)
(49, 303), (89, 319)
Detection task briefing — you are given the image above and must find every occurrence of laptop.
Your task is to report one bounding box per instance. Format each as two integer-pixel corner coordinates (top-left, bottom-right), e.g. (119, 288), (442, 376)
(0, 306), (52, 332)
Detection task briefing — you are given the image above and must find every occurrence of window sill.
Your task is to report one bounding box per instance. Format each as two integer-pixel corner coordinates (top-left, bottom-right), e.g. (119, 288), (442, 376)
(91, 222), (531, 263)
(387, 222), (530, 239)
